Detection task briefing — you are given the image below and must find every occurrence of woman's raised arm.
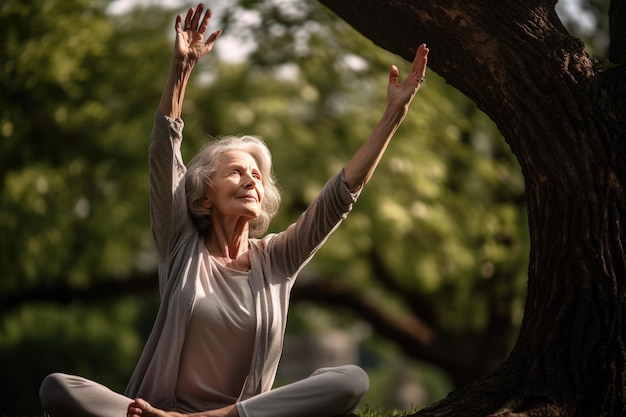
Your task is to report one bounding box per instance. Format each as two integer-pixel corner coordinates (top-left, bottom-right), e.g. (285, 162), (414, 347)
(343, 44), (429, 192)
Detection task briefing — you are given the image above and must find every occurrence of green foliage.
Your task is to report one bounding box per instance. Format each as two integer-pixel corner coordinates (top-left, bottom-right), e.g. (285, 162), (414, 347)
(0, 300), (145, 413)
(0, 0), (173, 295)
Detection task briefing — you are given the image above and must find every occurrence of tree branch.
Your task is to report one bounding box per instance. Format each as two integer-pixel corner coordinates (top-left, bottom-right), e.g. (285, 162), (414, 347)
(4, 270), (503, 387)
(0, 272), (157, 313)
(292, 279), (505, 387)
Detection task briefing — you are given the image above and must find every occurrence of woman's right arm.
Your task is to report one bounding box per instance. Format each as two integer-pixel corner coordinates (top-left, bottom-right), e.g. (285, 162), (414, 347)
(150, 4), (221, 261)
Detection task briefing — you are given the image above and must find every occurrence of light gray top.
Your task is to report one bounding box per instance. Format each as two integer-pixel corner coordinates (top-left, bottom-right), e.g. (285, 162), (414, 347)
(125, 112), (359, 410)
(175, 254), (255, 411)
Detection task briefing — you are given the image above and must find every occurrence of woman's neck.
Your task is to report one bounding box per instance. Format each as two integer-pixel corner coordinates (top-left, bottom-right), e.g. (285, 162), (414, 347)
(204, 233), (251, 272)
(204, 223), (249, 260)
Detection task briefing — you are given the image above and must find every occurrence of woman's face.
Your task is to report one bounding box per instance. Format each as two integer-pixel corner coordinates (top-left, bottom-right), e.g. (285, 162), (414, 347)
(203, 149), (265, 222)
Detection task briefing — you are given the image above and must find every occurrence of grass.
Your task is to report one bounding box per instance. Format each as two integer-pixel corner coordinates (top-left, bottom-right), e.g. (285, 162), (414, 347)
(359, 405), (419, 417)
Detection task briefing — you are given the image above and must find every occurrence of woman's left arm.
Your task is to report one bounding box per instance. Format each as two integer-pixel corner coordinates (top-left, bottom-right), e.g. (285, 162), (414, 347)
(343, 44), (429, 192)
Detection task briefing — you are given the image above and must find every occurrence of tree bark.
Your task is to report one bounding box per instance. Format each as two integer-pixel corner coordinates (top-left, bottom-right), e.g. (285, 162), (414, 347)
(319, 0), (626, 416)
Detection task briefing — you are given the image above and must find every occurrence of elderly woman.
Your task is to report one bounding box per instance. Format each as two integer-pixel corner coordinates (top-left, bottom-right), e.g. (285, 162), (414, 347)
(39, 4), (429, 417)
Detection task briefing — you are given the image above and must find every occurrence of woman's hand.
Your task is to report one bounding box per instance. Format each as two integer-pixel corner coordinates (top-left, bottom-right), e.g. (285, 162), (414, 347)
(157, 3), (221, 117)
(173, 3), (222, 64)
(386, 43), (429, 117)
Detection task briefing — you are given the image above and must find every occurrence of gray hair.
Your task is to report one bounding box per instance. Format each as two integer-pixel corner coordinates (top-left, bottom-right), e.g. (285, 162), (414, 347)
(185, 135), (281, 237)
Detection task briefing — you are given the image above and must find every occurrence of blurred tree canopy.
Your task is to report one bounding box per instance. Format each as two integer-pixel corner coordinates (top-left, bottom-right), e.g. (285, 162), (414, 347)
(0, 0), (542, 414)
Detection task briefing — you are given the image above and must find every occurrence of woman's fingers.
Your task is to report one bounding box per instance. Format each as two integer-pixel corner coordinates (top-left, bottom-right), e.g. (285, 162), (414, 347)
(205, 29), (222, 47)
(190, 3), (204, 31)
(183, 7), (195, 30)
(411, 44), (429, 79)
(388, 64), (400, 86)
(198, 8), (213, 35)
(181, 4), (215, 37)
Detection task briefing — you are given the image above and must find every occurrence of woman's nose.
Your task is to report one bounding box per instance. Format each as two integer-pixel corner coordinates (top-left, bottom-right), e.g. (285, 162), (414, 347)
(242, 174), (255, 188)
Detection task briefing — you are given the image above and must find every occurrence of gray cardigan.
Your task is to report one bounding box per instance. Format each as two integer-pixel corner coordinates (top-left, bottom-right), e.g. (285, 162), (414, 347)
(125, 112), (359, 410)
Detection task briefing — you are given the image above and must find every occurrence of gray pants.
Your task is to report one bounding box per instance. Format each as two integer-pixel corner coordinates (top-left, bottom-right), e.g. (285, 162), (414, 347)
(39, 365), (369, 417)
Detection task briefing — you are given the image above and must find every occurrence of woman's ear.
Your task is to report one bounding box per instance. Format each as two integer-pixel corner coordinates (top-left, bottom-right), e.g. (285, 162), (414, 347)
(201, 190), (212, 209)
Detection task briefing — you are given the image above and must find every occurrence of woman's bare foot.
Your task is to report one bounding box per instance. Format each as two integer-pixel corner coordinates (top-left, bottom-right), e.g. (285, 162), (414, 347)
(127, 398), (239, 417)
(127, 398), (183, 417)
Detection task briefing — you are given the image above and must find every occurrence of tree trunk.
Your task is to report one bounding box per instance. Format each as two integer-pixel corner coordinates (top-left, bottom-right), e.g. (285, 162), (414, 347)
(319, 0), (626, 415)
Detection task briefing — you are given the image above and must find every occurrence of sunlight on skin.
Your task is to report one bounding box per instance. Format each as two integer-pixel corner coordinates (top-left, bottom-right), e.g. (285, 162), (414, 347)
(127, 398), (239, 417)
